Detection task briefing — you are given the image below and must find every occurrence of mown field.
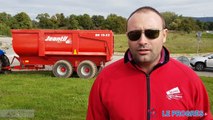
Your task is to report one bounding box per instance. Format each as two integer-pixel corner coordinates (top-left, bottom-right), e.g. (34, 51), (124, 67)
(114, 32), (213, 53)
(0, 71), (212, 120)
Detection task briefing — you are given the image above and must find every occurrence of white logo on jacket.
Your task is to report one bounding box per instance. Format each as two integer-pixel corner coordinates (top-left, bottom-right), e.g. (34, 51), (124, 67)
(166, 87), (183, 100)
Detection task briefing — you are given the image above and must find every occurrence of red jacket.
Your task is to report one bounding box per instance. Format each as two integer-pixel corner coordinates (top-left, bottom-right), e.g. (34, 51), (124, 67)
(87, 48), (213, 120)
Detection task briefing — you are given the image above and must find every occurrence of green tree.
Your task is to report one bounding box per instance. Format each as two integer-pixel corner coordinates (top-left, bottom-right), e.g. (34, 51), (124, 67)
(11, 12), (32, 29)
(77, 14), (94, 29)
(169, 18), (182, 30)
(36, 13), (55, 29)
(92, 15), (105, 29)
(0, 12), (13, 27)
(0, 12), (12, 36)
(51, 13), (68, 29)
(56, 13), (67, 28)
(104, 14), (126, 34)
(196, 20), (208, 31)
(67, 14), (79, 29)
(206, 22), (213, 30)
(50, 15), (59, 29)
(180, 17), (199, 33)
(161, 12), (178, 29)
(32, 20), (39, 28)
(0, 23), (11, 36)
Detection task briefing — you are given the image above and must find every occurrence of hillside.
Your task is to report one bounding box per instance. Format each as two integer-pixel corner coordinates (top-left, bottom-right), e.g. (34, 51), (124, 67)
(193, 17), (213, 22)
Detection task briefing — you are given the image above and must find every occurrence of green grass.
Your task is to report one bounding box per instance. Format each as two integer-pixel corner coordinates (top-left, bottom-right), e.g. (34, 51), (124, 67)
(0, 71), (94, 120)
(114, 34), (128, 52)
(0, 71), (212, 119)
(114, 32), (213, 53)
(201, 76), (213, 113)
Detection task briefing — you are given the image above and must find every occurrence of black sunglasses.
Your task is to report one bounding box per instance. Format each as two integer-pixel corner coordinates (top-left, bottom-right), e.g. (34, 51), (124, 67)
(127, 29), (161, 41)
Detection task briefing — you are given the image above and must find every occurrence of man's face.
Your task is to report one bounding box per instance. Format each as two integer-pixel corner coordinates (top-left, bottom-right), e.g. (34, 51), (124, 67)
(126, 11), (168, 66)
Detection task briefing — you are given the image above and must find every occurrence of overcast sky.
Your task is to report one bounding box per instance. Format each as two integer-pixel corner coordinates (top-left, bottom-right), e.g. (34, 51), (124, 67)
(0, 0), (212, 20)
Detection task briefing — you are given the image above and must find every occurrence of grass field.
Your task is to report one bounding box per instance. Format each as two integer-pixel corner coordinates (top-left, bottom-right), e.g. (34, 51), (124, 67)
(0, 71), (94, 120)
(114, 32), (213, 53)
(0, 71), (212, 120)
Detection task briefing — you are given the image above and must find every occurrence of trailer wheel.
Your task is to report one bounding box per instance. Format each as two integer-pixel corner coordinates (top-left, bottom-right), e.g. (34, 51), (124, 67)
(77, 60), (98, 79)
(52, 60), (73, 78)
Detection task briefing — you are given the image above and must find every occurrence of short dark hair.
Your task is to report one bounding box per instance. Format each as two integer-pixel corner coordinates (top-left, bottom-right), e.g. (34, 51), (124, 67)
(127, 6), (166, 30)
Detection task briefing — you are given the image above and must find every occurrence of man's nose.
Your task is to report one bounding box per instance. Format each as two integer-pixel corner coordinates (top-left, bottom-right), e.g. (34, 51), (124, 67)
(137, 33), (148, 45)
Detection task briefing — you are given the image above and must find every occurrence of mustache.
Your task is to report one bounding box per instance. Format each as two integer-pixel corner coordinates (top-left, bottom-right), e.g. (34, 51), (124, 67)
(137, 45), (150, 50)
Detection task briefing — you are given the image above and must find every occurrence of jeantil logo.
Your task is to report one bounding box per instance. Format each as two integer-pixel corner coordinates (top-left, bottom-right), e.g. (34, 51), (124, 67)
(45, 36), (72, 44)
(166, 87), (183, 100)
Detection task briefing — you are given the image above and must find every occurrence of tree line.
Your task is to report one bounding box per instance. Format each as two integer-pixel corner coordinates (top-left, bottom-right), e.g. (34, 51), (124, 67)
(0, 11), (213, 36)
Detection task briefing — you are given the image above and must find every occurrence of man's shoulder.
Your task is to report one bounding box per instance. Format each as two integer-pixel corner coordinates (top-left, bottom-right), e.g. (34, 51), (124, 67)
(169, 58), (191, 69)
(169, 58), (198, 78)
(98, 58), (136, 78)
(102, 58), (125, 73)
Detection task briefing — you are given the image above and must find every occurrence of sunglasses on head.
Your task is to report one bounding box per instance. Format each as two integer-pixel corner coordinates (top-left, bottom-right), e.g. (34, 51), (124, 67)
(127, 29), (162, 41)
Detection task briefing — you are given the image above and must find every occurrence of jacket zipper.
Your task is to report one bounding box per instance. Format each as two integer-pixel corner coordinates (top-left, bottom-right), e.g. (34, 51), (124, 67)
(146, 74), (151, 120)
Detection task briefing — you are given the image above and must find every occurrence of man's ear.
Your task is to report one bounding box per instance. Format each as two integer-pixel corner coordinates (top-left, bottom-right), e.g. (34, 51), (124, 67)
(163, 29), (168, 43)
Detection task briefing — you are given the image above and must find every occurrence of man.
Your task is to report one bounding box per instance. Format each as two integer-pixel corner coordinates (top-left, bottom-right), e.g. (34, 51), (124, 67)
(86, 6), (213, 120)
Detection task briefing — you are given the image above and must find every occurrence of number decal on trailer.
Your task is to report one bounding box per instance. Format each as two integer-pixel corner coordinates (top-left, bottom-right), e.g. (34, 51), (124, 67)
(95, 34), (110, 37)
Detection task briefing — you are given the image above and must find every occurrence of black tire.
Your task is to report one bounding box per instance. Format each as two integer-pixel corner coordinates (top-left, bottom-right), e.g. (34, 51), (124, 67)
(0, 60), (2, 72)
(1, 55), (10, 67)
(195, 62), (205, 71)
(52, 60), (73, 78)
(0, 55), (10, 73)
(97, 65), (104, 76)
(77, 60), (98, 78)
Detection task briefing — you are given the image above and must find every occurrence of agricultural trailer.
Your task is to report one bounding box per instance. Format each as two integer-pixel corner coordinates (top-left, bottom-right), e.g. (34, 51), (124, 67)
(1, 29), (114, 78)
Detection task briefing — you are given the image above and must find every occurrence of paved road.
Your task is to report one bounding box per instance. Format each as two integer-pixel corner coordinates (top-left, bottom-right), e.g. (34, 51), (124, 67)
(107, 54), (213, 77)
(1, 37), (213, 77)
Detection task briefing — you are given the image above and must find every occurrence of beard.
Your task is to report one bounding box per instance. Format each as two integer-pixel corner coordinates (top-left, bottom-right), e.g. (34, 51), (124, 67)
(130, 47), (161, 67)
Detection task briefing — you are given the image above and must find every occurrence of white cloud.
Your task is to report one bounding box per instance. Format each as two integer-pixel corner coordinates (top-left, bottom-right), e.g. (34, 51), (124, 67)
(0, 0), (212, 19)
